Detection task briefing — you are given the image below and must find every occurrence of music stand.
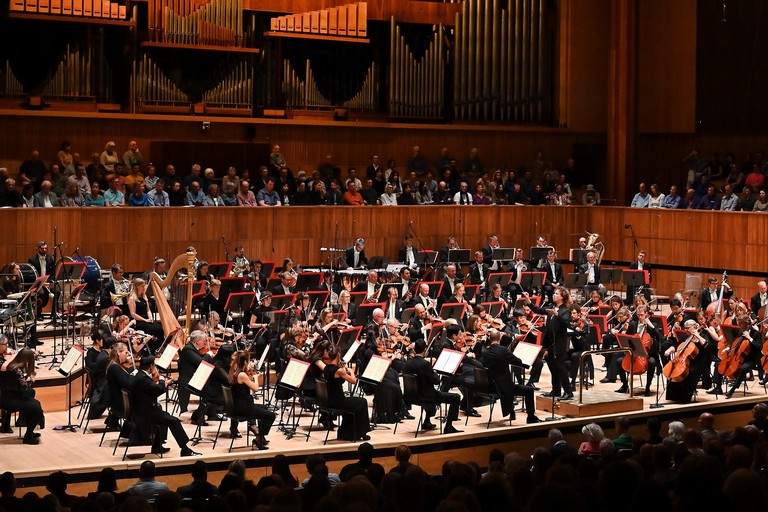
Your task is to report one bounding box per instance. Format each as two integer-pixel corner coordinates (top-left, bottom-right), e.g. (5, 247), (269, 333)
(623, 269), (649, 296)
(269, 310), (290, 331)
(447, 249), (471, 265)
(54, 344), (84, 432)
(224, 292), (256, 321)
(487, 272), (513, 290)
(565, 272), (588, 294)
(270, 294), (296, 310)
(276, 358), (311, 439)
(337, 325), (362, 354)
(491, 248), (516, 264)
(356, 302), (385, 326)
(617, 333), (646, 396)
(418, 281), (444, 299)
(464, 284), (480, 303)
(649, 314), (669, 338)
(426, 321), (444, 354)
(306, 290), (330, 309)
(439, 303), (468, 326)
(187, 360), (216, 444)
(570, 248), (590, 267)
(514, 296), (541, 309)
(208, 262), (233, 278)
(528, 246), (552, 266)
(520, 272), (546, 291)
(349, 291), (368, 308)
(368, 256), (389, 269)
(400, 307), (416, 325)
(378, 283), (402, 301)
(296, 272), (323, 291)
(587, 314), (608, 334)
(482, 301), (505, 318)
(415, 250), (438, 266)
(261, 261), (277, 278)
(433, 348), (464, 377)
(600, 268), (620, 290)
(56, 261), (86, 282)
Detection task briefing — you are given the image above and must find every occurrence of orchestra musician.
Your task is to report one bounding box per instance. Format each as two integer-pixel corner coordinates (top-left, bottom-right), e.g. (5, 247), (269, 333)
(541, 251), (564, 305)
(345, 238), (368, 269)
(101, 264), (129, 314)
(0, 336), (17, 432)
(412, 283), (438, 316)
(201, 279), (228, 322)
(407, 304), (433, 343)
(332, 290), (357, 325)
(316, 271), (340, 304)
(177, 330), (213, 418)
(352, 270), (380, 300)
(131, 355), (201, 457)
(578, 251), (605, 297)
(567, 305), (594, 389)
(441, 324), (484, 419)
(228, 350), (275, 450)
(700, 275), (732, 311)
(384, 286), (405, 322)
(196, 261), (211, 283)
(722, 315), (762, 399)
(398, 234), (419, 270)
(84, 331), (110, 423)
(444, 283), (470, 324)
(313, 308), (348, 345)
(104, 342), (134, 430)
(626, 251), (652, 305)
(508, 308), (545, 389)
(468, 251), (490, 296)
(666, 298), (686, 332)
(439, 264), (463, 306)
(392, 267), (414, 304)
(526, 287), (574, 401)
(402, 339), (463, 434)
(599, 307), (632, 384)
(322, 344), (371, 441)
(749, 281), (768, 321)
(487, 283), (510, 324)
(230, 245), (250, 277)
(506, 248), (528, 300)
(269, 272), (295, 296)
(2, 347), (44, 444)
(127, 278), (163, 354)
(293, 292), (318, 325)
(481, 235), (502, 271)
(248, 292), (275, 361)
(662, 319), (711, 403)
(582, 290), (604, 316)
(113, 315), (154, 358)
(614, 305), (659, 397)
(438, 236), (461, 264)
(480, 328), (541, 424)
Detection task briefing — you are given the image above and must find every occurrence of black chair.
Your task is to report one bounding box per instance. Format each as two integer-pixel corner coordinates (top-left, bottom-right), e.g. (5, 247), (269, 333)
(213, 385), (252, 452)
(78, 368), (93, 431)
(394, 373), (442, 438)
(310, 379), (357, 445)
(467, 367), (507, 428)
(118, 390), (161, 461)
(0, 387), (21, 438)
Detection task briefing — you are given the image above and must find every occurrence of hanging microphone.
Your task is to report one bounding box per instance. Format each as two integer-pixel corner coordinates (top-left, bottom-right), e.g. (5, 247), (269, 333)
(623, 224), (631, 229)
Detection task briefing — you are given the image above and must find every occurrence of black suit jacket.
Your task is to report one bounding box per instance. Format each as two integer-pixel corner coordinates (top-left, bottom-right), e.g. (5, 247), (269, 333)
(106, 363), (134, 413)
(352, 280), (379, 296)
(28, 253), (55, 277)
(468, 262), (490, 285)
(578, 262), (601, 285)
(530, 303), (571, 356)
(629, 261), (652, 283)
(403, 355), (439, 403)
(398, 246), (418, 266)
(384, 299), (405, 321)
(480, 343), (526, 415)
(131, 370), (168, 441)
(177, 342), (205, 412)
(345, 247), (368, 268)
(542, 262), (564, 286)
(751, 292), (767, 318)
(701, 287), (732, 311)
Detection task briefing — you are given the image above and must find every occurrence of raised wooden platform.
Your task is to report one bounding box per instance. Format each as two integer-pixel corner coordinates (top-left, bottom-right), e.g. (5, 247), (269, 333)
(536, 390), (644, 418)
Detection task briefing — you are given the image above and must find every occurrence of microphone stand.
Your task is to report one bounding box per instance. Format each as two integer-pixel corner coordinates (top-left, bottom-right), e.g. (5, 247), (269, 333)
(626, 225), (639, 255)
(649, 358), (664, 409)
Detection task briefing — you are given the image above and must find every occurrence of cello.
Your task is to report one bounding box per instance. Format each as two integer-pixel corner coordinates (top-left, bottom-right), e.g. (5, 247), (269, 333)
(622, 322), (652, 375)
(718, 321), (753, 379)
(662, 328), (702, 383)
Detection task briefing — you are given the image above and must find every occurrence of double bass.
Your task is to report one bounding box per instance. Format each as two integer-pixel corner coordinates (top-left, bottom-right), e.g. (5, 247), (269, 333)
(705, 271), (728, 322)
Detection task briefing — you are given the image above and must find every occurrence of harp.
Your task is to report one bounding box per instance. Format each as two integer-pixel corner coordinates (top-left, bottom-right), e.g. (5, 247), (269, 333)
(150, 249), (196, 348)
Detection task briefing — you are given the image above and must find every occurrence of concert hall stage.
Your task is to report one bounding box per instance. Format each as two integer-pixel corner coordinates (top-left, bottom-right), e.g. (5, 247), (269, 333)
(7, 331), (765, 497)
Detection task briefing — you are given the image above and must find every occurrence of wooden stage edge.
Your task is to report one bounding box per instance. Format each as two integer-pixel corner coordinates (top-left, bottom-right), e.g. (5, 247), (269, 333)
(7, 386), (764, 494)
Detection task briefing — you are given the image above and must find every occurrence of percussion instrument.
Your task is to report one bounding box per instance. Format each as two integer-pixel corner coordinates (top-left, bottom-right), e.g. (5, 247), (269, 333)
(338, 269), (369, 290)
(17, 263), (38, 290)
(72, 256), (102, 291)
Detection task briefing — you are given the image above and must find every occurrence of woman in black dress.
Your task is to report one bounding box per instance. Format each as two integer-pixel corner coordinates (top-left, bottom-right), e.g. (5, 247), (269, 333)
(2, 348), (44, 444)
(127, 278), (163, 353)
(228, 350), (276, 450)
(321, 345), (370, 442)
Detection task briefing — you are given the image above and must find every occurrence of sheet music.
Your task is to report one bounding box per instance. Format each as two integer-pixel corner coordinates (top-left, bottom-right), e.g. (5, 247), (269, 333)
(256, 344), (270, 371)
(512, 341), (542, 368)
(188, 360), (215, 391)
(155, 345), (178, 371)
(343, 340), (362, 363)
(280, 358), (311, 389)
(58, 345), (83, 376)
(433, 348), (464, 375)
(361, 355), (392, 383)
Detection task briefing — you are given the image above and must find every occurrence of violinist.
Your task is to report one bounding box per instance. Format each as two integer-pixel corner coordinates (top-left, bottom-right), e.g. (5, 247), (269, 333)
(698, 310), (723, 391)
(384, 286), (405, 322)
(567, 305), (594, 390)
(248, 292), (275, 362)
(475, 304), (505, 333)
(723, 315), (762, 399)
(294, 292), (317, 325)
(177, 330), (212, 419)
(666, 298), (686, 332)
(1, 347), (43, 444)
(480, 329), (541, 424)
(582, 290), (604, 316)
(439, 264), (464, 306)
(393, 266), (415, 303)
(443, 282), (470, 323)
(488, 283), (511, 324)
(604, 295), (624, 327)
(507, 308), (545, 389)
(228, 350), (275, 450)
(84, 331), (111, 424)
(202, 311), (242, 350)
(280, 324), (318, 363)
(114, 315), (154, 358)
(663, 319), (711, 403)
(442, 324), (483, 417)
(407, 304), (433, 343)
(127, 278), (164, 354)
(614, 305), (659, 397)
(599, 307), (631, 384)
(313, 308), (349, 345)
(104, 342), (134, 430)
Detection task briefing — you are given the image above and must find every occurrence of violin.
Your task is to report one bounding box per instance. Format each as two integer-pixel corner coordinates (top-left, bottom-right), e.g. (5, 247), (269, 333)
(454, 332), (477, 350)
(479, 315), (504, 330)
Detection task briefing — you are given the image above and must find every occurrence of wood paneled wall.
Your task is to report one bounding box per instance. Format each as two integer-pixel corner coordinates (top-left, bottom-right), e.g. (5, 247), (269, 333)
(5, 206), (765, 302)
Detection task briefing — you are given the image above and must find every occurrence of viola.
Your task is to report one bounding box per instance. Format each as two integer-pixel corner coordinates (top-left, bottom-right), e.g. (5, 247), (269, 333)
(480, 315), (505, 330)
(454, 332), (476, 350)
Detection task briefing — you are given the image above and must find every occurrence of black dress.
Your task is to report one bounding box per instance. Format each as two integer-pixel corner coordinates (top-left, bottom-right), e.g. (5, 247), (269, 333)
(3, 369), (44, 438)
(322, 364), (370, 441)
(231, 378), (276, 435)
(133, 297), (164, 353)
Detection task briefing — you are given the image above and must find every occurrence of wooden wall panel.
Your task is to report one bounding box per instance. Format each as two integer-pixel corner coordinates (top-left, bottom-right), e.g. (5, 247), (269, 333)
(4, 206), (767, 303)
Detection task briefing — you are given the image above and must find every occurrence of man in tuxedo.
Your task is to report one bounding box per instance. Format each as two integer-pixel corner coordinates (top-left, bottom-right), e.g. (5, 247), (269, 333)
(411, 283), (438, 315)
(28, 241), (55, 278)
(177, 330), (208, 416)
(481, 235), (502, 271)
(442, 324), (483, 417)
(383, 286), (405, 322)
(578, 251), (605, 297)
(392, 267), (414, 303)
(352, 270), (380, 300)
(345, 238), (368, 269)
(407, 304), (432, 342)
(527, 288), (573, 400)
(439, 264), (463, 306)
(438, 236), (460, 264)
(480, 329), (540, 423)
(541, 251), (564, 304)
(269, 271), (295, 296)
(131, 356), (200, 457)
(626, 250), (652, 305)
(750, 281), (768, 320)
(468, 251), (490, 288)
(398, 234), (419, 270)
(402, 340), (462, 434)
(700, 275), (731, 311)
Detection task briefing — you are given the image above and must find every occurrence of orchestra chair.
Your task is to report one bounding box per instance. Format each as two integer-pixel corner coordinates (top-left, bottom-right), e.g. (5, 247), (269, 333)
(394, 373), (443, 438)
(467, 367), (506, 429)
(78, 368), (93, 431)
(118, 390), (162, 461)
(212, 385), (252, 453)
(0, 387), (22, 438)
(311, 379), (357, 445)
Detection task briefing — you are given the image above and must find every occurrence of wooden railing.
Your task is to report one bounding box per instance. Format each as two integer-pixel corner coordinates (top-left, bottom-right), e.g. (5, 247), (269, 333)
(2, 206), (762, 300)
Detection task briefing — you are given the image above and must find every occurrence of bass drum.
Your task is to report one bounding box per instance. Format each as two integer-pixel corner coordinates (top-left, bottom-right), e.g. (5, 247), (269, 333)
(17, 263), (39, 291)
(73, 256), (102, 292)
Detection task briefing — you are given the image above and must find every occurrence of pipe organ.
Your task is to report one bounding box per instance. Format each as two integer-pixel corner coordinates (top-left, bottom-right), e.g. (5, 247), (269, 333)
(388, 19), (444, 119)
(269, 2), (368, 39)
(453, 0), (550, 122)
(41, 43), (107, 100)
(148, 0), (245, 47)
(10, 0), (127, 19)
(0, 63), (24, 97)
(201, 58), (253, 113)
(136, 53), (191, 111)
(282, 60), (378, 112)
